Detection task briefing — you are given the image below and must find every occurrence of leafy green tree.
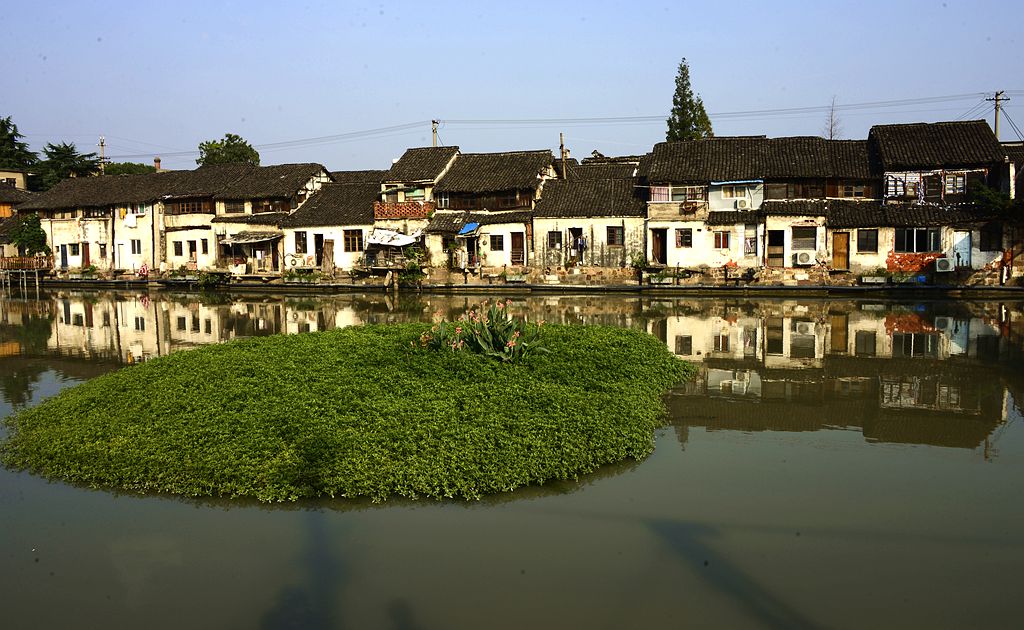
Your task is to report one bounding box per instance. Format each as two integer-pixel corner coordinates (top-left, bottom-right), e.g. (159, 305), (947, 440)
(104, 161), (156, 176)
(9, 213), (51, 255)
(36, 142), (100, 191)
(197, 133), (260, 166)
(666, 58), (713, 142)
(0, 115), (38, 170)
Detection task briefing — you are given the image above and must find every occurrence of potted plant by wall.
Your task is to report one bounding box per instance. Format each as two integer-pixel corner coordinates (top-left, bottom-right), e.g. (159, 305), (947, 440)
(860, 268), (888, 285)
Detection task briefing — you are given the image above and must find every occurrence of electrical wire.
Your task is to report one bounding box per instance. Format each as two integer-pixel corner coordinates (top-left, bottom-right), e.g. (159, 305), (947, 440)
(1001, 109), (1024, 141)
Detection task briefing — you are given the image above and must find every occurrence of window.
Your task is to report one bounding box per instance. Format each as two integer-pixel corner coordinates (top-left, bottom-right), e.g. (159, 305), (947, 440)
(857, 229), (878, 253)
(69, 243), (80, 256)
(405, 188), (425, 201)
(490, 235), (504, 251)
(134, 316), (146, 331)
(841, 184), (867, 198)
(343, 229), (363, 252)
(672, 185), (706, 202)
(173, 241), (183, 257)
(792, 226), (817, 250)
(547, 231), (562, 249)
(384, 186), (399, 203)
(944, 173), (966, 195)
(201, 239), (209, 255)
(855, 331), (876, 356)
(130, 203), (148, 215)
(607, 226), (625, 247)
(649, 186), (670, 202)
(99, 244), (107, 258)
(167, 199), (212, 214)
(893, 332), (938, 358)
(224, 200), (244, 214)
(980, 224), (1002, 251)
(675, 335), (692, 356)
(188, 241), (197, 260)
(894, 228), (941, 253)
(676, 228), (692, 248)
(192, 316), (200, 333)
(1, 177), (16, 187)
(744, 224), (757, 256)
(714, 334), (730, 352)
(295, 231), (308, 254)
(176, 316), (187, 331)
(131, 239), (142, 255)
(713, 230), (730, 249)
(436, 192), (450, 208)
(721, 185), (746, 198)
(204, 319), (212, 335)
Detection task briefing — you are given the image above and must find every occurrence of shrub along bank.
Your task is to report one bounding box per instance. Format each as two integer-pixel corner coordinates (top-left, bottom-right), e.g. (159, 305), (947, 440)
(1, 324), (694, 502)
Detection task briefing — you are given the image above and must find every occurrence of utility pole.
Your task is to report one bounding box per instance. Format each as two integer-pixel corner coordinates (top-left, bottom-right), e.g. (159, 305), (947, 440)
(98, 135), (107, 174)
(559, 132), (568, 179)
(986, 91), (1008, 140)
(431, 120), (439, 147)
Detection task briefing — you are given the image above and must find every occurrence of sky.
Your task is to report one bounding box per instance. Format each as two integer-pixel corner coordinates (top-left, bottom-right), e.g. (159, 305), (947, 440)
(2, 0), (1022, 171)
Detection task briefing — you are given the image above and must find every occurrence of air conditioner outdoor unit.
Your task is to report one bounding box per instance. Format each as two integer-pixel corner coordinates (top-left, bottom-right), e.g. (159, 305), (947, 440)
(795, 322), (815, 336)
(735, 198), (750, 210)
(794, 251), (814, 266)
(933, 316), (952, 331)
(734, 371), (748, 382)
(935, 257), (954, 272)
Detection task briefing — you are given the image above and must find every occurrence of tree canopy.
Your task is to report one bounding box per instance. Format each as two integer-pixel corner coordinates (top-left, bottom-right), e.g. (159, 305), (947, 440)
(104, 161), (156, 176)
(197, 133), (260, 166)
(8, 213), (51, 255)
(35, 142), (101, 191)
(666, 58), (713, 142)
(0, 116), (38, 171)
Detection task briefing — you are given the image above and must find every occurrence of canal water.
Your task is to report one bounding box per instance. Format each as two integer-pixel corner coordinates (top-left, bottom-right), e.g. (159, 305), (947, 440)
(2, 290), (1023, 629)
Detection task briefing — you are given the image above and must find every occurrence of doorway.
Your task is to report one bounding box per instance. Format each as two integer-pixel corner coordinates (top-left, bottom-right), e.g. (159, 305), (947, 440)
(953, 230), (971, 268)
(651, 228), (667, 265)
(767, 230), (785, 267)
(832, 232), (850, 270)
(60, 244), (68, 268)
(511, 232), (525, 265)
(314, 233), (325, 266)
(81, 242), (90, 268)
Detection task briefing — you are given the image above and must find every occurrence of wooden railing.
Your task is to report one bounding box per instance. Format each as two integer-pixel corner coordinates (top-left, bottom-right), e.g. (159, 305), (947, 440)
(0, 256), (53, 270)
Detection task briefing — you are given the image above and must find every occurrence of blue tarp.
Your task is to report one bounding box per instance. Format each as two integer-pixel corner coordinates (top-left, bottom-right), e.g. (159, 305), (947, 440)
(457, 222), (479, 236)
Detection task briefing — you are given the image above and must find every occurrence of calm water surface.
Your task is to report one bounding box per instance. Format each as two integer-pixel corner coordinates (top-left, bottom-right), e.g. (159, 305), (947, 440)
(2, 289), (1023, 629)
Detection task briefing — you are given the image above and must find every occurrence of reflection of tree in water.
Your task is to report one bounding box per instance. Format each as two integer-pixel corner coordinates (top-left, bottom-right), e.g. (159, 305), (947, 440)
(0, 362), (47, 407)
(14, 315), (54, 354)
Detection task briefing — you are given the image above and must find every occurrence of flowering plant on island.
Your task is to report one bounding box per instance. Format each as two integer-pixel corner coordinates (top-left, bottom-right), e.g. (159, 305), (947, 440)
(418, 299), (547, 363)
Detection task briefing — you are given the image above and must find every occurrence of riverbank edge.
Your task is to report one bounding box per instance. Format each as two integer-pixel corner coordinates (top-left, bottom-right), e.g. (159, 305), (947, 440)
(23, 276), (1024, 300)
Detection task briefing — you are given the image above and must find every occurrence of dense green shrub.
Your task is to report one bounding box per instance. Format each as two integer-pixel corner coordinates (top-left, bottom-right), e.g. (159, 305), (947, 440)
(419, 299), (545, 363)
(1, 324), (694, 502)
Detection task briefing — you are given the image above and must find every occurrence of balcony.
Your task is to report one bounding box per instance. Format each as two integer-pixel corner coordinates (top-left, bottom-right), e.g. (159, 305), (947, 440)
(374, 201), (434, 220)
(0, 255), (53, 270)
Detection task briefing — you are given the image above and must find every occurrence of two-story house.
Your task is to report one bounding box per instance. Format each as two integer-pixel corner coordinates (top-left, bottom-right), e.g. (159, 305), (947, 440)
(281, 182), (379, 274)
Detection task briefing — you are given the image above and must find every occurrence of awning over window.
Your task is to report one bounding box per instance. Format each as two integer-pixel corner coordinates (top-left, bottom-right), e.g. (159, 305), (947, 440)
(366, 228), (421, 247)
(221, 231), (282, 245)
(457, 222), (480, 237)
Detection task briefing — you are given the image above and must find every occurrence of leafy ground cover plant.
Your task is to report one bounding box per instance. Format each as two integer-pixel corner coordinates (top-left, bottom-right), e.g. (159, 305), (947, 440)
(1, 324), (694, 502)
(419, 299), (545, 363)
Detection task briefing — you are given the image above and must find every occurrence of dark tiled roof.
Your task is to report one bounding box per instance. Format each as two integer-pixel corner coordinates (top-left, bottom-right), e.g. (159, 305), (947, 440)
(384, 146), (459, 183)
(820, 200), (1000, 228)
(211, 212), (289, 225)
(1003, 143), (1024, 166)
(434, 150), (553, 194)
(706, 210), (760, 225)
(760, 200), (829, 217)
(0, 215), (21, 244)
(214, 163), (326, 200)
(533, 179), (645, 218)
(648, 136), (874, 183)
(552, 157), (579, 177)
(821, 200), (887, 227)
(282, 183), (378, 228)
(580, 154), (645, 165)
(570, 163), (638, 180)
(426, 210), (534, 234)
(0, 183), (32, 204)
(330, 170), (387, 184)
(17, 173), (171, 209)
(160, 164), (254, 199)
(869, 120), (1004, 170)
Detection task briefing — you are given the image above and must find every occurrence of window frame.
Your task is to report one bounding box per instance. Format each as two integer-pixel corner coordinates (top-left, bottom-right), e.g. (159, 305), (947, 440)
(131, 239), (142, 255)
(173, 241), (183, 257)
(894, 227), (941, 253)
(856, 229), (878, 253)
(676, 228), (692, 248)
(547, 231), (562, 249)
(295, 231), (308, 254)
(606, 226), (625, 247)
(343, 229), (364, 252)
(713, 230), (730, 249)
(490, 234), (505, 251)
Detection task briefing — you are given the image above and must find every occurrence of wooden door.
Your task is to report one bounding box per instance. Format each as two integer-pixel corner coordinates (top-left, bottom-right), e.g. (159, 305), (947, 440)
(81, 242), (90, 268)
(511, 232), (525, 265)
(321, 239), (335, 274)
(651, 229), (667, 265)
(832, 232), (849, 270)
(60, 244), (68, 268)
(829, 314), (848, 353)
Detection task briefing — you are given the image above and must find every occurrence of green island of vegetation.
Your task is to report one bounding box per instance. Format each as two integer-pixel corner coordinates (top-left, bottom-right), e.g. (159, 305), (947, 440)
(1, 316), (693, 502)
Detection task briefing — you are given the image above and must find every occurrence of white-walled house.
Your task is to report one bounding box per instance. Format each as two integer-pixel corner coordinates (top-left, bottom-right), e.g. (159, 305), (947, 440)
(281, 182), (378, 272)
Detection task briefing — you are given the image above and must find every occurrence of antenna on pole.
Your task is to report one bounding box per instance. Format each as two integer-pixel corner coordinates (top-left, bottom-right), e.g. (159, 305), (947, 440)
(98, 135), (107, 174)
(431, 120), (439, 147)
(986, 91), (1008, 140)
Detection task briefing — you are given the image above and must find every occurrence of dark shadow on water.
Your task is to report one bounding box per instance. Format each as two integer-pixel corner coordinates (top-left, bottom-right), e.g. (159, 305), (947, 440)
(386, 599), (427, 630)
(648, 519), (823, 630)
(260, 509), (345, 630)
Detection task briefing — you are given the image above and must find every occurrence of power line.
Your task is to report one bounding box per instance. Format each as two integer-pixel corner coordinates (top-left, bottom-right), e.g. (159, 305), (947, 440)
(1001, 109), (1024, 141)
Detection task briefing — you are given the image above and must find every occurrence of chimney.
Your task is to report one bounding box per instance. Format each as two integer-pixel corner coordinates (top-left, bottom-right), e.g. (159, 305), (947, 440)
(154, 157), (162, 171)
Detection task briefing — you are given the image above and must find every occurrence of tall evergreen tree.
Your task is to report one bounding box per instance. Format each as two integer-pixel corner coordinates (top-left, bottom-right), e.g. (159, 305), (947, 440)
(0, 116), (38, 170)
(666, 58), (713, 142)
(36, 142), (101, 191)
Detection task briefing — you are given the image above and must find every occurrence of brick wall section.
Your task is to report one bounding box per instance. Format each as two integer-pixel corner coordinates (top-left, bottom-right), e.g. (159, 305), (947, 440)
(374, 201), (434, 220)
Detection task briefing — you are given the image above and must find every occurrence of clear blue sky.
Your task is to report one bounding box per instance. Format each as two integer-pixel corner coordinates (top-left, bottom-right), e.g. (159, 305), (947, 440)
(3, 0), (1021, 170)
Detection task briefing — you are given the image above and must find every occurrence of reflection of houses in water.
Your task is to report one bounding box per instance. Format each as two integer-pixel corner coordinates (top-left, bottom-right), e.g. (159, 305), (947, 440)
(46, 293), (165, 364)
